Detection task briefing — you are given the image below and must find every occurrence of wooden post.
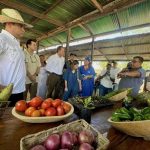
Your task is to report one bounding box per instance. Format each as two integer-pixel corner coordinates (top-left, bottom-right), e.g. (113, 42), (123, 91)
(91, 36), (94, 63)
(66, 28), (71, 61)
(36, 41), (39, 54)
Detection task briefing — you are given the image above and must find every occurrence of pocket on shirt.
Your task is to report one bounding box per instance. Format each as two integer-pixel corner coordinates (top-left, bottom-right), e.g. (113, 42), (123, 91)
(7, 49), (19, 62)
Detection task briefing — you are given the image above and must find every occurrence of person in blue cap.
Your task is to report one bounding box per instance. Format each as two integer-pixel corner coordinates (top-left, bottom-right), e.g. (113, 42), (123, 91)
(63, 60), (82, 101)
(79, 56), (96, 96)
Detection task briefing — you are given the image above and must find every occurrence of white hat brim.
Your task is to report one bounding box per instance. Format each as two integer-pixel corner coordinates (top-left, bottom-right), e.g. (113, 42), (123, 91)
(0, 15), (33, 28)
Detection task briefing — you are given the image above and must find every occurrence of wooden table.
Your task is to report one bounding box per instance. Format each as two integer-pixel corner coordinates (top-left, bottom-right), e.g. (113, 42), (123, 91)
(0, 105), (150, 150)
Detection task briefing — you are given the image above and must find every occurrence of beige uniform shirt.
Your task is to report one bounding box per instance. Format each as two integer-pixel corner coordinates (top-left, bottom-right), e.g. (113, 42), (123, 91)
(24, 50), (41, 84)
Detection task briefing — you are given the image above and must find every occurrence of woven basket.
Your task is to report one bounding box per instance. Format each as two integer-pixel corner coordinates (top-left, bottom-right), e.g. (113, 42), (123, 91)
(0, 101), (10, 117)
(20, 119), (109, 150)
(108, 90), (128, 102)
(108, 117), (150, 140)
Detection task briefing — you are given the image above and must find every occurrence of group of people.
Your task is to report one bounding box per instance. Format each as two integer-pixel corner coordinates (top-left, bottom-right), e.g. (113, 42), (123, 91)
(38, 50), (96, 101)
(0, 8), (147, 107)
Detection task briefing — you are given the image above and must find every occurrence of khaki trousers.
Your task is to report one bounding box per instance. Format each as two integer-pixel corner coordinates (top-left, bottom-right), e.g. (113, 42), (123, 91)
(24, 82), (38, 100)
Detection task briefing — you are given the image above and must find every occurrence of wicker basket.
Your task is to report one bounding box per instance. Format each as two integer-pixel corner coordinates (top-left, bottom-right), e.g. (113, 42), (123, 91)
(108, 117), (150, 140)
(108, 90), (128, 102)
(20, 119), (109, 150)
(0, 101), (10, 117)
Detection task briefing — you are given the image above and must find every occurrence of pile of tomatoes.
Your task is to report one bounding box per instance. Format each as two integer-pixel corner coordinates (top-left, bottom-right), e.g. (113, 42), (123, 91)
(15, 97), (71, 117)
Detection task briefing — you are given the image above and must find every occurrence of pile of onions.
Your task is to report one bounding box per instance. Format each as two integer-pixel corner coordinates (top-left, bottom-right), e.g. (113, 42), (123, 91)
(30, 130), (95, 150)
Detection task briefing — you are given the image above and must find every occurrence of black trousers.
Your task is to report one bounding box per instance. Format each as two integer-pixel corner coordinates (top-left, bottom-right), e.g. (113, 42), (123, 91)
(8, 92), (24, 107)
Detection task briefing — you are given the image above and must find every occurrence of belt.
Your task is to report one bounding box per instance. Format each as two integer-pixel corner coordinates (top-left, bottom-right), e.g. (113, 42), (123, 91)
(47, 71), (61, 76)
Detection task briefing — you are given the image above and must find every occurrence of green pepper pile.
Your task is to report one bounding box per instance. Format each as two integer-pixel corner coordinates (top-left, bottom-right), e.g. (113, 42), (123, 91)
(111, 107), (150, 122)
(103, 88), (132, 99)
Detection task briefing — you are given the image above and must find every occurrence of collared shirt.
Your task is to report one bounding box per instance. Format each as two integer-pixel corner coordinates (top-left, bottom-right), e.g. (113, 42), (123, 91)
(100, 69), (114, 88)
(24, 50), (41, 84)
(119, 68), (146, 96)
(45, 53), (65, 75)
(0, 29), (26, 94)
(110, 67), (121, 84)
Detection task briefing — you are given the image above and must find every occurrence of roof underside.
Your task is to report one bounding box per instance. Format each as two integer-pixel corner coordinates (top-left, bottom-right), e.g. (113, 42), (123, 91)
(0, 0), (150, 60)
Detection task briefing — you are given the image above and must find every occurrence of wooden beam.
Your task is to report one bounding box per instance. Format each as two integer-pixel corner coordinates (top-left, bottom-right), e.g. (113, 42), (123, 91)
(78, 23), (93, 36)
(115, 11), (129, 60)
(37, 0), (145, 41)
(70, 42), (150, 53)
(91, 37), (94, 62)
(66, 29), (71, 60)
(27, 28), (44, 36)
(91, 0), (104, 13)
(53, 38), (63, 45)
(67, 22), (150, 46)
(30, 0), (64, 24)
(0, 0), (63, 26)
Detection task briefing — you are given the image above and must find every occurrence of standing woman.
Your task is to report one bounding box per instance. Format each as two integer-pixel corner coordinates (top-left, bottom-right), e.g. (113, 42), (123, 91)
(37, 55), (47, 99)
(79, 56), (96, 97)
(63, 60), (82, 101)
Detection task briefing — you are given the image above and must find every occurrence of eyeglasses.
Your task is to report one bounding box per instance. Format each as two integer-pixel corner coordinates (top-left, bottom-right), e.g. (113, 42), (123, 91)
(132, 60), (140, 63)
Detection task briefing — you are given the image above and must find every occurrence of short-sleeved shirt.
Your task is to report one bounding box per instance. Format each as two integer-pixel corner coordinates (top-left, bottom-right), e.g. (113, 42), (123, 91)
(45, 53), (65, 75)
(24, 50), (41, 84)
(100, 69), (114, 88)
(0, 30), (26, 94)
(118, 68), (146, 96)
(110, 67), (121, 84)
(63, 68), (81, 89)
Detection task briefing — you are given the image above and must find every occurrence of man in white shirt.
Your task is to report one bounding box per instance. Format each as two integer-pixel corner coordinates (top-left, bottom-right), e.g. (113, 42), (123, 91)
(97, 63), (114, 96)
(111, 61), (121, 90)
(24, 39), (41, 100)
(0, 8), (32, 106)
(46, 46), (65, 99)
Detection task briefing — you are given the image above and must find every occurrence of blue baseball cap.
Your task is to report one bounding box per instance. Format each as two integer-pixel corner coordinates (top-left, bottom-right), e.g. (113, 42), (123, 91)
(85, 56), (91, 62)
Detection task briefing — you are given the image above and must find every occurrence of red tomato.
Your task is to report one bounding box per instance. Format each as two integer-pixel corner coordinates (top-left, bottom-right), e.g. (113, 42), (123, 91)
(31, 110), (41, 117)
(41, 101), (51, 110)
(45, 98), (53, 105)
(25, 107), (36, 116)
(62, 102), (71, 113)
(15, 100), (27, 112)
(45, 107), (57, 116)
(39, 109), (45, 116)
(57, 105), (65, 116)
(52, 99), (62, 108)
(29, 96), (43, 108)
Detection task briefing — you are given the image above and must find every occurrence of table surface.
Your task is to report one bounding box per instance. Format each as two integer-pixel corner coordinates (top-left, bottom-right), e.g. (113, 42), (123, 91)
(0, 104), (150, 150)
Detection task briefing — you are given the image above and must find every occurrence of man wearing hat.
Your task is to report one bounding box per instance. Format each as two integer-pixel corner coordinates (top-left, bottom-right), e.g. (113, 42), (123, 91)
(0, 8), (32, 106)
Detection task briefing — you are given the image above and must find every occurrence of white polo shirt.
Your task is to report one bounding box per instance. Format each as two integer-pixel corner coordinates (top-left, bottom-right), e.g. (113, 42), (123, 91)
(0, 30), (26, 94)
(100, 69), (114, 88)
(45, 53), (65, 75)
(24, 50), (41, 84)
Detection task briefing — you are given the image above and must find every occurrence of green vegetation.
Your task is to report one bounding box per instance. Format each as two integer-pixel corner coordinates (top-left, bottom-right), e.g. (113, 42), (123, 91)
(111, 107), (150, 122)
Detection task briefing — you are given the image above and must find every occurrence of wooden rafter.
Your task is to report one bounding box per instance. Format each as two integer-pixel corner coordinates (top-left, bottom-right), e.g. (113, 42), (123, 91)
(69, 22), (150, 43)
(91, 0), (104, 13)
(27, 28), (43, 36)
(30, 0), (64, 24)
(78, 23), (93, 36)
(0, 0), (63, 26)
(53, 37), (63, 45)
(37, 0), (145, 41)
(115, 11), (129, 60)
